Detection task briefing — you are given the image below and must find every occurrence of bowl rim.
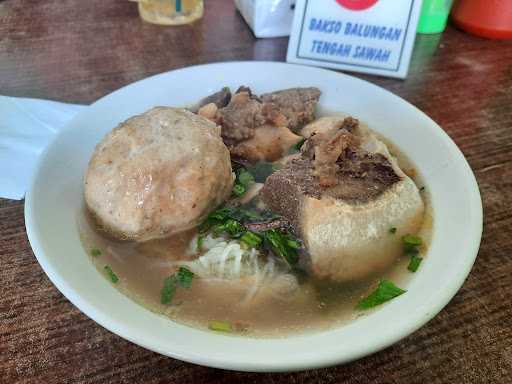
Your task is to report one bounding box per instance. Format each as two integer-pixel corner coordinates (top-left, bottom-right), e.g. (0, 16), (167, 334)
(25, 61), (483, 372)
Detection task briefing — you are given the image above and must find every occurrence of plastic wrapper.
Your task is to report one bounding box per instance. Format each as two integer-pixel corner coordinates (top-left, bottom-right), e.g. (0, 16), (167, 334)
(234, 0), (295, 38)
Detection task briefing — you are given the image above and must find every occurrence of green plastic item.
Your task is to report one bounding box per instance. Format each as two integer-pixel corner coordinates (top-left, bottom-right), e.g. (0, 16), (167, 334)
(417, 0), (454, 34)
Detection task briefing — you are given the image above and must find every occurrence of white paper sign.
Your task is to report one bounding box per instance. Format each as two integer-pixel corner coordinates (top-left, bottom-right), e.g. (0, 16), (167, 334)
(287, 0), (423, 78)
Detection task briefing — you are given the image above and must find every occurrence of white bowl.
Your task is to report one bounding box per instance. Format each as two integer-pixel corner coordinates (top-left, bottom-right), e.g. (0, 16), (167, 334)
(25, 62), (482, 372)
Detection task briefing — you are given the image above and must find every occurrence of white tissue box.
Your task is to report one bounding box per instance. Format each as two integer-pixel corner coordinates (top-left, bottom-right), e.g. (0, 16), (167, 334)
(234, 0), (295, 38)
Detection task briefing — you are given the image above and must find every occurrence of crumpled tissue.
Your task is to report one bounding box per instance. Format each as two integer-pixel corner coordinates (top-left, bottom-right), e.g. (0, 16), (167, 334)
(0, 96), (85, 200)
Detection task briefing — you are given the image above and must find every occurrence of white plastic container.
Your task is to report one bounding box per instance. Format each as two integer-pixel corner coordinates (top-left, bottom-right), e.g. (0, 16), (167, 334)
(234, 0), (295, 38)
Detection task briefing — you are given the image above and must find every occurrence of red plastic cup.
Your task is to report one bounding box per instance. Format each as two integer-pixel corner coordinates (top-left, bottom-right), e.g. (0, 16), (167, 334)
(451, 0), (512, 39)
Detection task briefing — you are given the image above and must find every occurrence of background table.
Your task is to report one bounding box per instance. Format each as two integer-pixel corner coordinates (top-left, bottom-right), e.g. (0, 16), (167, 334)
(1, 1), (511, 382)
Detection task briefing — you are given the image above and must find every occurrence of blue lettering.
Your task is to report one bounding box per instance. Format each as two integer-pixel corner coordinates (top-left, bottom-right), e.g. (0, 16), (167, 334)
(352, 46), (392, 62)
(310, 40), (352, 57)
(344, 22), (403, 41)
(309, 18), (343, 34)
(309, 18), (317, 31)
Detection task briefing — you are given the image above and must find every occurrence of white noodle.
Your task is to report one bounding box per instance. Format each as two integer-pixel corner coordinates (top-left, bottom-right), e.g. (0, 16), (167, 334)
(155, 233), (297, 304)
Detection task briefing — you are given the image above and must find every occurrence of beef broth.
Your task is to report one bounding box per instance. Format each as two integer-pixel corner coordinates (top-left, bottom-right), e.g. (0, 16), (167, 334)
(81, 207), (430, 337)
(80, 153), (431, 337)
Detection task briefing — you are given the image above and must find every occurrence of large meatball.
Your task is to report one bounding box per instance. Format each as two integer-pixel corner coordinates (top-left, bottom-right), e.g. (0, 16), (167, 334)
(84, 107), (233, 242)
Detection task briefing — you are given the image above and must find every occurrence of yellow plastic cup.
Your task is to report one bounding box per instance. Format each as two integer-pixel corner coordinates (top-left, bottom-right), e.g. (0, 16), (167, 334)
(135, 0), (204, 26)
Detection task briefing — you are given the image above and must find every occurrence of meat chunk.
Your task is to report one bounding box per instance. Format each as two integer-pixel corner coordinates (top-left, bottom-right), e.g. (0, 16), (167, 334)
(197, 102), (218, 121)
(230, 125), (302, 162)
(216, 89), (297, 161)
(210, 86), (321, 162)
(301, 115), (359, 139)
(261, 117), (424, 281)
(245, 217), (291, 233)
(261, 87), (321, 132)
(301, 127), (360, 187)
(84, 107), (233, 242)
(260, 158), (322, 229)
(217, 92), (269, 142)
(198, 87), (231, 109)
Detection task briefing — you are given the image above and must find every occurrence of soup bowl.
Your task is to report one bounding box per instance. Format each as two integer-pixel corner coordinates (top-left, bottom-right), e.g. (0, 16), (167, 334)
(25, 61), (482, 372)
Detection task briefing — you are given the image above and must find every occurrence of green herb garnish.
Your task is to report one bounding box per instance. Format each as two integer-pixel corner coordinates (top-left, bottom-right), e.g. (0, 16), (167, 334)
(232, 168), (255, 197)
(356, 280), (406, 310)
(208, 207), (235, 221)
(161, 275), (177, 305)
(389, 227), (397, 234)
(208, 320), (232, 333)
(91, 248), (102, 257)
(198, 205), (299, 266)
(402, 234), (424, 272)
(286, 238), (301, 250)
(263, 229), (300, 266)
(232, 184), (246, 197)
(402, 234), (422, 247)
(238, 169), (255, 187)
(223, 219), (246, 237)
(197, 235), (204, 252)
(160, 267), (195, 304)
(407, 255), (423, 272)
(176, 266), (194, 288)
(104, 265), (119, 284)
(199, 207), (233, 233)
(240, 231), (263, 248)
(212, 219), (246, 238)
(200, 206), (275, 232)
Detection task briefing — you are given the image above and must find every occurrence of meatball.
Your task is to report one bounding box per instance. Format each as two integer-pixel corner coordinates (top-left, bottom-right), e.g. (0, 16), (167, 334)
(84, 107), (233, 242)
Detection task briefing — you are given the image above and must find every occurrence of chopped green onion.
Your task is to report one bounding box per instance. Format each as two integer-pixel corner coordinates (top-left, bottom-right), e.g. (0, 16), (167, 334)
(176, 266), (194, 288)
(200, 206), (251, 232)
(238, 169), (255, 188)
(91, 248), (102, 257)
(210, 219), (244, 238)
(240, 231), (263, 248)
(408, 255), (423, 272)
(160, 276), (177, 305)
(104, 265), (119, 284)
(212, 219), (245, 238)
(232, 184), (246, 197)
(232, 168), (255, 197)
(208, 207), (234, 221)
(356, 280), (406, 310)
(208, 320), (232, 333)
(224, 219), (246, 237)
(286, 238), (301, 250)
(197, 235), (204, 252)
(402, 234), (424, 272)
(199, 206), (272, 232)
(402, 234), (422, 247)
(389, 227), (397, 234)
(263, 229), (300, 266)
(161, 267), (195, 304)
